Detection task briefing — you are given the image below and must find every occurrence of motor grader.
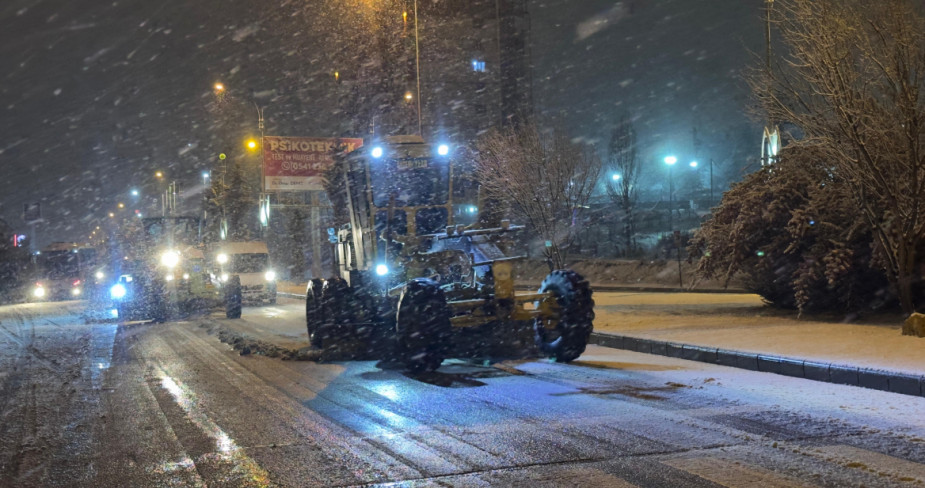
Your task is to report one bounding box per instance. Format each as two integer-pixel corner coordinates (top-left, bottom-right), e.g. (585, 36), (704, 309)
(305, 135), (593, 372)
(110, 216), (242, 321)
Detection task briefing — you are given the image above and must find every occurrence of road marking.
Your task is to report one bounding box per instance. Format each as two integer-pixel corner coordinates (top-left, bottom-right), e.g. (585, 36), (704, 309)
(663, 457), (813, 487)
(157, 372), (272, 487)
(811, 445), (925, 484)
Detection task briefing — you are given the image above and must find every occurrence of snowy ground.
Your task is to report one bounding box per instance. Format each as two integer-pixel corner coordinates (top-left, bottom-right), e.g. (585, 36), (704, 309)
(277, 281), (924, 376)
(3, 299), (925, 486)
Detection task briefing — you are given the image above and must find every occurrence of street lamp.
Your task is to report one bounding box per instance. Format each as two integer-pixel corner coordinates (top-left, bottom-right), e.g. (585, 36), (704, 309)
(412, 0), (422, 135)
(664, 156), (677, 231)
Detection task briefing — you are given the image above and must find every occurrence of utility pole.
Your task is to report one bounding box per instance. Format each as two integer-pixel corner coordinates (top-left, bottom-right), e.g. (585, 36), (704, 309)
(761, 0), (780, 166)
(413, 0), (423, 136)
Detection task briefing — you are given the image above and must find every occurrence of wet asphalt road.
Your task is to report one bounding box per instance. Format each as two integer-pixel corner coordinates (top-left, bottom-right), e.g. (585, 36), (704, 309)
(2, 300), (925, 487)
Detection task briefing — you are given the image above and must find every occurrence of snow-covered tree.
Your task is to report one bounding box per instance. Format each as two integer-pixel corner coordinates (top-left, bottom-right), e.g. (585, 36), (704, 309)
(475, 122), (602, 270)
(692, 145), (890, 314)
(750, 0), (925, 315)
(605, 116), (640, 256)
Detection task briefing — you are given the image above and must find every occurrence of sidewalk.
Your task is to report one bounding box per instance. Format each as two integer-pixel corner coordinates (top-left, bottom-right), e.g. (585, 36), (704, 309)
(270, 282), (925, 397)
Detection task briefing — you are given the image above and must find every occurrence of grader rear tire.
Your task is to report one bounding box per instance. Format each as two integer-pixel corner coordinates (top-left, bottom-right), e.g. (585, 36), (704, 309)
(534, 270), (594, 363)
(396, 278), (452, 373)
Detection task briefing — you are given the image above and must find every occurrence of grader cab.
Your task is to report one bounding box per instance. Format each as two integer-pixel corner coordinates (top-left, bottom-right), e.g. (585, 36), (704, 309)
(306, 135), (593, 372)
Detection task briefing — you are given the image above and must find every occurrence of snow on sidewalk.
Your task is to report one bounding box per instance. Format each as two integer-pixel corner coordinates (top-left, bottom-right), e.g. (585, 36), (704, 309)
(278, 282), (925, 376)
(593, 292), (924, 376)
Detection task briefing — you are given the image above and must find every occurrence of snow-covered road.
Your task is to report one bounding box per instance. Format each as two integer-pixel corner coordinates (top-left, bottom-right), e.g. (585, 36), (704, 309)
(2, 300), (925, 486)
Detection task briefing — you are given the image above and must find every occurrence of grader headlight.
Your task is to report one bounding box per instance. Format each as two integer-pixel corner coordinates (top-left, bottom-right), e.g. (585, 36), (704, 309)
(160, 250), (180, 268)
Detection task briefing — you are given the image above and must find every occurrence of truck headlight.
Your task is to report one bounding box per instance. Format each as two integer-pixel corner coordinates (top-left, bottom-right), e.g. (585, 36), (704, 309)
(160, 250), (180, 268)
(264, 270), (276, 281)
(110, 284), (126, 299)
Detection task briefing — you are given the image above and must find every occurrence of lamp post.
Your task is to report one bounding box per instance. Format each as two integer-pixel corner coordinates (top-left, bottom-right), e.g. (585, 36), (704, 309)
(664, 156), (677, 231)
(689, 160), (698, 212)
(412, 0), (422, 136)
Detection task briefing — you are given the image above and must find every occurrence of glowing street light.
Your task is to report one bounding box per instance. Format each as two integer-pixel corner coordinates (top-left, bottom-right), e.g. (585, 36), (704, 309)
(612, 174), (621, 181)
(246, 138), (258, 150)
(214, 83), (224, 93)
(155, 171), (164, 179)
(689, 161), (698, 168)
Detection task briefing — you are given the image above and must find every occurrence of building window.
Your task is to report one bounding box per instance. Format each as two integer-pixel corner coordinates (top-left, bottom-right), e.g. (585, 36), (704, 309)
(471, 60), (486, 72)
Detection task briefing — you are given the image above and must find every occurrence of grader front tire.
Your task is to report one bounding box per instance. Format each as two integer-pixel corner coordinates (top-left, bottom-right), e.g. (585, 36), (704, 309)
(224, 275), (242, 319)
(396, 279), (452, 373)
(305, 278), (325, 348)
(534, 270), (594, 363)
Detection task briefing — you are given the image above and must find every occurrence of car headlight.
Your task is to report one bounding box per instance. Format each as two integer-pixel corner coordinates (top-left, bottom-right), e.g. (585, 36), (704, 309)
(95, 271), (105, 280)
(221, 273), (229, 282)
(110, 284), (126, 299)
(375, 264), (389, 276)
(33, 286), (46, 298)
(160, 250), (180, 268)
(264, 270), (276, 281)
(216, 253), (229, 264)
(71, 287), (82, 296)
(182, 273), (190, 280)
(165, 274), (175, 282)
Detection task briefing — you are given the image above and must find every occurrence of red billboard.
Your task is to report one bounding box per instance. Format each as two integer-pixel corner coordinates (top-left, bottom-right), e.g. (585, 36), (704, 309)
(262, 136), (364, 191)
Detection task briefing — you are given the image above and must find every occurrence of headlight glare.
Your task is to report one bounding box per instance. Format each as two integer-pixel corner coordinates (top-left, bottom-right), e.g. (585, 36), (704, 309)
(160, 251), (180, 268)
(110, 284), (126, 299)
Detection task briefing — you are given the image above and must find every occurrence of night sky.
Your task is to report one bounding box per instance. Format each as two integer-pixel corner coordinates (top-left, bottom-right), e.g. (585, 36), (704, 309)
(0, 0), (767, 247)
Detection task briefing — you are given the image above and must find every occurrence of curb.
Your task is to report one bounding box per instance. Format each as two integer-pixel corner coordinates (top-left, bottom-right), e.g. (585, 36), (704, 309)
(590, 332), (925, 398)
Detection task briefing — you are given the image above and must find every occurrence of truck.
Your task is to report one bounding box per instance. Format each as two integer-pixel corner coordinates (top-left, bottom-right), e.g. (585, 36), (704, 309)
(30, 242), (96, 301)
(305, 135), (594, 372)
(213, 240), (277, 305)
(110, 216), (242, 321)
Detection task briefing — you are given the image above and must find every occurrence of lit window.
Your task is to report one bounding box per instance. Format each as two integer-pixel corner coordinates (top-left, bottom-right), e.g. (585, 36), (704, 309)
(471, 60), (486, 72)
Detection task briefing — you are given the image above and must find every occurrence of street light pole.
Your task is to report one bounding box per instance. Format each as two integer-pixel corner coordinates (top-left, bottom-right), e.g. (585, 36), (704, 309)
(664, 156), (677, 232)
(710, 158), (714, 204)
(413, 0), (423, 136)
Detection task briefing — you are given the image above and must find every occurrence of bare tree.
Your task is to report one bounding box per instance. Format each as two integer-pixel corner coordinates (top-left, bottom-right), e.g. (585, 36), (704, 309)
(476, 122), (602, 270)
(605, 116), (640, 256)
(750, 0), (925, 317)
